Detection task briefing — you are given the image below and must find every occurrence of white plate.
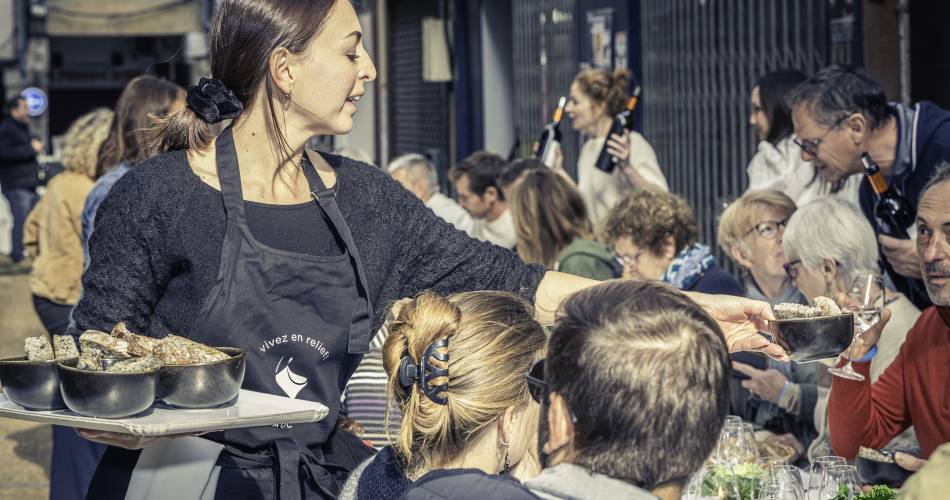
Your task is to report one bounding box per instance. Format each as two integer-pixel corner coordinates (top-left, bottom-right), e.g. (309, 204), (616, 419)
(0, 389), (328, 436)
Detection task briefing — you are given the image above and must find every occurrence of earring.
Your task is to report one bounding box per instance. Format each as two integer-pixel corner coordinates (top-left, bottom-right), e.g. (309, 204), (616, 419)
(284, 86), (293, 100)
(500, 435), (512, 475)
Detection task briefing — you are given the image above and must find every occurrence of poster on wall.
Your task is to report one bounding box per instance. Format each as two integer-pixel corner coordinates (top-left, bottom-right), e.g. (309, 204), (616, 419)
(614, 31), (628, 70)
(586, 8), (613, 70)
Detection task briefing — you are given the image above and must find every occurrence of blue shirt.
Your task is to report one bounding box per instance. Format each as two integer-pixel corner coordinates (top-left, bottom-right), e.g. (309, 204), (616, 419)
(81, 163), (129, 264)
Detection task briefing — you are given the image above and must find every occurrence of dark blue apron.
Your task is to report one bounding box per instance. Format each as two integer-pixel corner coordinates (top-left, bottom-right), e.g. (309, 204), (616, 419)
(86, 128), (374, 500)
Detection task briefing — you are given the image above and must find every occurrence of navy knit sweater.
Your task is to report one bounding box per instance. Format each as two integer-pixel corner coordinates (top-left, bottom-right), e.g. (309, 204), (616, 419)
(71, 149), (546, 339)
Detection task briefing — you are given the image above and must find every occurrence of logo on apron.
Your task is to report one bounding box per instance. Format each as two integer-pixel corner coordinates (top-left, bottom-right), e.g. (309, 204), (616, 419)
(275, 356), (308, 399)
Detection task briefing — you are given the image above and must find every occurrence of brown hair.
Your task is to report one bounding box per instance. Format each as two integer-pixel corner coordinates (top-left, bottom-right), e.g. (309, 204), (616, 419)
(717, 189), (797, 265)
(63, 109), (114, 179)
(448, 150), (508, 199)
(144, 0), (337, 163)
(573, 68), (631, 116)
(96, 75), (184, 177)
(510, 169), (592, 268)
(601, 189), (699, 255)
(548, 280), (730, 489)
(382, 291), (546, 480)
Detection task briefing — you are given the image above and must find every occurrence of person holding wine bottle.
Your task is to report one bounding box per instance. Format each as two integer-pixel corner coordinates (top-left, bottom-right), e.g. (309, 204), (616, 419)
(781, 197), (921, 468)
(788, 65), (950, 310)
(824, 165), (950, 467)
(559, 68), (668, 224)
(745, 69), (861, 206)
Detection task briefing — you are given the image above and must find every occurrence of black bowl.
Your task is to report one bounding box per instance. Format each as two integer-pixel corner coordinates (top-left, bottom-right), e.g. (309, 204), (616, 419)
(768, 314), (854, 362)
(0, 356), (76, 410)
(158, 347), (245, 409)
(57, 358), (158, 419)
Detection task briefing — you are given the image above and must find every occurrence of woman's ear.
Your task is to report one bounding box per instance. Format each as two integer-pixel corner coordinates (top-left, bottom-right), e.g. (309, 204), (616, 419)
(820, 258), (839, 287)
(499, 406), (516, 445)
(268, 47), (295, 98)
(729, 244), (753, 270)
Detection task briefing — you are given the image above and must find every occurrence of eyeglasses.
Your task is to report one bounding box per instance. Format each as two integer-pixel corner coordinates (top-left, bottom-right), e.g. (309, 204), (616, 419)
(744, 220), (787, 240)
(616, 249), (645, 269)
(525, 359), (546, 404)
(783, 259), (802, 280)
(793, 115), (848, 157)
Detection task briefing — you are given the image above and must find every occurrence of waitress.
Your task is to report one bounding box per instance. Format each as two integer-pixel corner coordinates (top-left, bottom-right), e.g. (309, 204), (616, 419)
(71, 0), (785, 498)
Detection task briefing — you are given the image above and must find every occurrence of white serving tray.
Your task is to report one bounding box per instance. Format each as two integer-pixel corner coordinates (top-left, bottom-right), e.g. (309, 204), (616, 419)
(0, 389), (328, 437)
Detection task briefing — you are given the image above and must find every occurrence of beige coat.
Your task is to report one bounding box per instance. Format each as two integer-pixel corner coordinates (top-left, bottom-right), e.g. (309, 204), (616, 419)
(24, 171), (94, 305)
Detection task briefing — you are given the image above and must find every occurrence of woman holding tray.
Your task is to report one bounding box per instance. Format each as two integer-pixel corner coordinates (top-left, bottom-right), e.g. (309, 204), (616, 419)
(70, 0), (786, 498)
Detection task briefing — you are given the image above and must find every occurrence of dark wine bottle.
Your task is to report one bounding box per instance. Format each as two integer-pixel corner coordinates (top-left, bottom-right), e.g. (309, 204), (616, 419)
(862, 152), (915, 239)
(594, 85), (641, 173)
(536, 96), (567, 168)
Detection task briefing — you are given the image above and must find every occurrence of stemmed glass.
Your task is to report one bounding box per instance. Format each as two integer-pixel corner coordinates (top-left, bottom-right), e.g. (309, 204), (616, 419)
(829, 272), (885, 381)
(817, 464), (862, 499)
(807, 456), (846, 495)
(717, 421), (759, 466)
(757, 481), (805, 500)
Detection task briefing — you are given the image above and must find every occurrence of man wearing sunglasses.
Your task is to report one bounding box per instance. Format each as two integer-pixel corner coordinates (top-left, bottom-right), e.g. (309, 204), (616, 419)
(521, 280), (731, 500)
(788, 65), (950, 310)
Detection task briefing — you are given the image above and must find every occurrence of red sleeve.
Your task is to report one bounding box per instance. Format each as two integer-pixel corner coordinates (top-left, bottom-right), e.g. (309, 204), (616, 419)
(828, 343), (913, 459)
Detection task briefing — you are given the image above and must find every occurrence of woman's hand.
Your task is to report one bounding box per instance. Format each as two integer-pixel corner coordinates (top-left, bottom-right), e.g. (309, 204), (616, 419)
(732, 362), (790, 403)
(685, 292), (788, 361)
(605, 130), (630, 167)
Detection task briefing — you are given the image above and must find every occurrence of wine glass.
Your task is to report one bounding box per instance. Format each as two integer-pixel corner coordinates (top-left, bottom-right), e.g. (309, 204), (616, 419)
(829, 272), (885, 381)
(817, 464), (862, 499)
(718, 421), (759, 466)
(757, 480), (805, 500)
(762, 465), (806, 494)
(807, 456), (846, 494)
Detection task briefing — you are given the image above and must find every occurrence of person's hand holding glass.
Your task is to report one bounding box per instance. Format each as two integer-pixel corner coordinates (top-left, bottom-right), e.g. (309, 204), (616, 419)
(829, 272), (886, 381)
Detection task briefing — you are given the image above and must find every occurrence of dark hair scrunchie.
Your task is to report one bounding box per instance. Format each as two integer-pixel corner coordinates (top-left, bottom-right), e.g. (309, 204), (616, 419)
(186, 77), (243, 124)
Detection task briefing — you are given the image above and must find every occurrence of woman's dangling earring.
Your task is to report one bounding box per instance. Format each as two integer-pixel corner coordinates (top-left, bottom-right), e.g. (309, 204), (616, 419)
(500, 435), (512, 475)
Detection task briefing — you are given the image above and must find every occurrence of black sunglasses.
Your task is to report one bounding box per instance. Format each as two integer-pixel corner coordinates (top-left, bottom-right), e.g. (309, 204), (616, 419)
(525, 359), (546, 404)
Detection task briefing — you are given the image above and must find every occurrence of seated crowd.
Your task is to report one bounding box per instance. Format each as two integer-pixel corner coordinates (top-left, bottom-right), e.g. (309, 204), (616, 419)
(332, 63), (950, 498)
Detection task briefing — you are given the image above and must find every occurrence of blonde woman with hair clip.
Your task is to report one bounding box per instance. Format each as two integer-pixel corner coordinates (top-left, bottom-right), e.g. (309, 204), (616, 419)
(339, 291), (546, 499)
(557, 68), (668, 224)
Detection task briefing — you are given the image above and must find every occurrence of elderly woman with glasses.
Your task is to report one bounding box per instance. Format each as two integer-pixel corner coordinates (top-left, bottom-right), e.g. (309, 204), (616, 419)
(602, 189), (742, 295)
(782, 197), (921, 464)
(717, 189), (818, 463)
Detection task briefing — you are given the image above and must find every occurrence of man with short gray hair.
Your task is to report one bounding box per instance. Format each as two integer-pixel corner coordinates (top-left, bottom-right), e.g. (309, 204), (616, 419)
(788, 65), (950, 310)
(827, 162), (950, 469)
(387, 153), (473, 234)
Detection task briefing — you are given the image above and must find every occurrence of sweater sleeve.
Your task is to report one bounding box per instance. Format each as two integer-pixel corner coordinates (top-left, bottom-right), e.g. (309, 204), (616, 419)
(70, 170), (173, 336)
(628, 132), (668, 191)
(828, 345), (912, 459)
(385, 176), (546, 302)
